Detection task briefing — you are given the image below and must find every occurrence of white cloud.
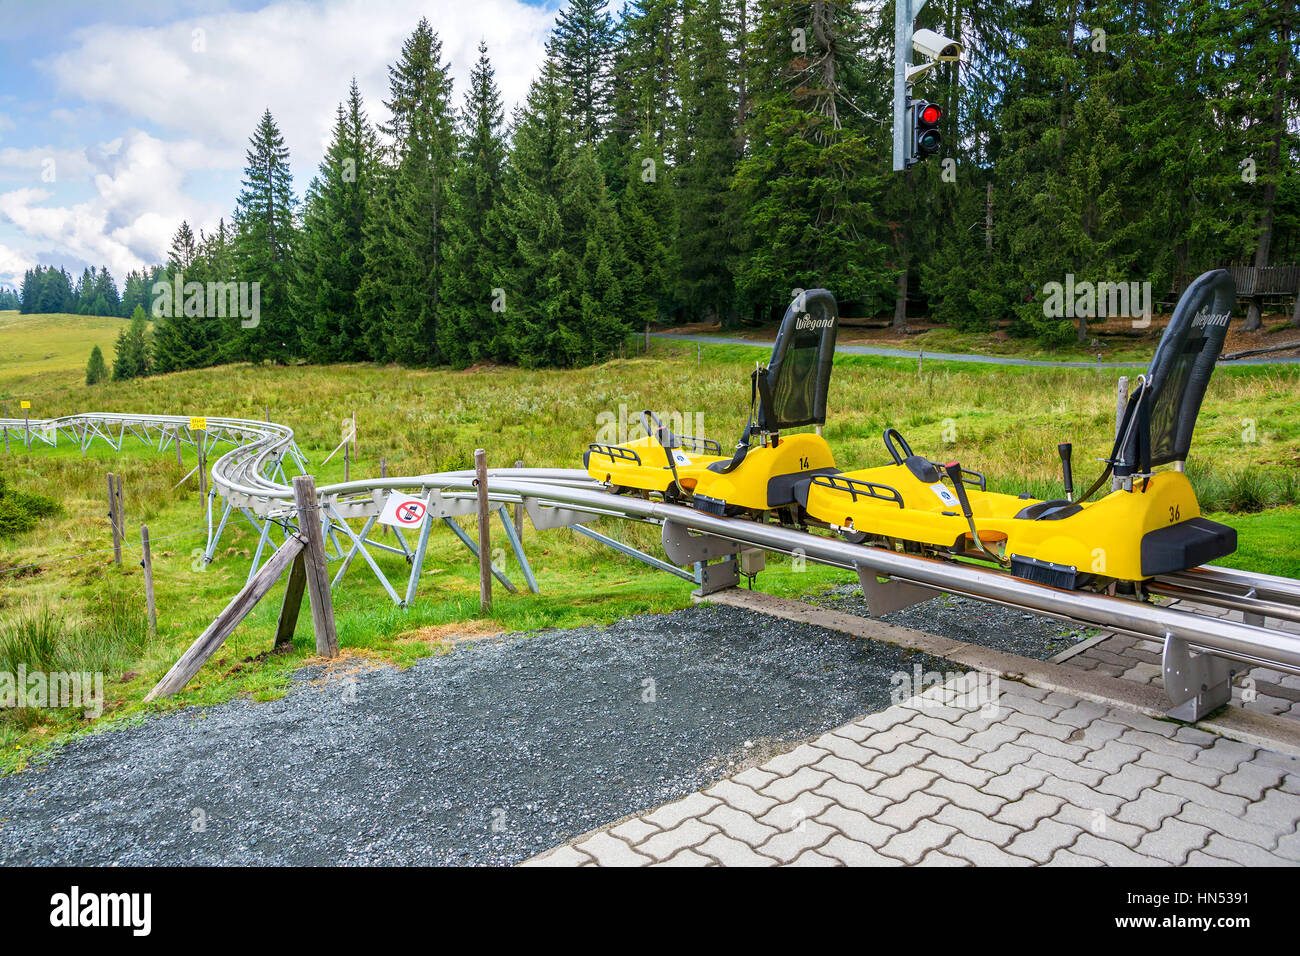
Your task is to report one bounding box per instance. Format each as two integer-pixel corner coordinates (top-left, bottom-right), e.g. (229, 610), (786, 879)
(46, 0), (556, 165)
(0, 130), (231, 285)
(0, 242), (35, 289)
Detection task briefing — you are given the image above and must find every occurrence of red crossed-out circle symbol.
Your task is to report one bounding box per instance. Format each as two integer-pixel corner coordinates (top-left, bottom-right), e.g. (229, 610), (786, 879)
(395, 500), (426, 525)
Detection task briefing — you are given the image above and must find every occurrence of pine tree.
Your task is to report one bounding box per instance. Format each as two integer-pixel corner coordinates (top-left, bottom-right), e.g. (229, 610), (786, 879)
(548, 0), (617, 146)
(358, 19), (458, 365)
(439, 43), (510, 367)
(733, 1), (890, 319)
(498, 65), (631, 366)
(299, 79), (378, 362)
(85, 345), (107, 385)
(111, 306), (151, 381)
(232, 109), (298, 363)
(673, 0), (740, 323)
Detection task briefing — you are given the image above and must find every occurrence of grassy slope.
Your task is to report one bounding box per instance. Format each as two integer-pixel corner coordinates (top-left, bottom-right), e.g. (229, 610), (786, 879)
(0, 314), (1297, 770)
(0, 310), (141, 400)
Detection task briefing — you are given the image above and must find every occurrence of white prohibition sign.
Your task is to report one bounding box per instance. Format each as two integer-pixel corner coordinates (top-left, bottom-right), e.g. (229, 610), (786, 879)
(379, 493), (429, 528)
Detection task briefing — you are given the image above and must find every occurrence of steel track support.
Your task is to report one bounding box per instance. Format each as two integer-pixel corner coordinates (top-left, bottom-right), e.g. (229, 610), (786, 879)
(332, 514), (380, 589)
(443, 516), (518, 594)
(572, 523), (694, 583)
(498, 504), (539, 594)
(404, 491), (437, 607)
(245, 512), (275, 584)
(326, 504), (402, 605)
(1162, 631), (1233, 721)
(203, 501), (235, 564)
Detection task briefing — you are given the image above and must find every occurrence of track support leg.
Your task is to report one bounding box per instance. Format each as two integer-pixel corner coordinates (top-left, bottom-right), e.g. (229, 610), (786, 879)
(1162, 632), (1233, 722)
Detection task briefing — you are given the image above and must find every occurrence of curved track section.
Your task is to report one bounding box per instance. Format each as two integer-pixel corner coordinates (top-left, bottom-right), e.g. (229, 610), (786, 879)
(7, 412), (1300, 712)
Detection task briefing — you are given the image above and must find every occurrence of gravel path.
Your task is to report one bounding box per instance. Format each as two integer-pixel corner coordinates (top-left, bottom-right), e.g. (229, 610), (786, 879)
(0, 603), (949, 867)
(811, 584), (1091, 661)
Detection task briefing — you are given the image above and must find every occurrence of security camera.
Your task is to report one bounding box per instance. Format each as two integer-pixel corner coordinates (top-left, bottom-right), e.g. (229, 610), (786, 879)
(912, 28), (963, 61)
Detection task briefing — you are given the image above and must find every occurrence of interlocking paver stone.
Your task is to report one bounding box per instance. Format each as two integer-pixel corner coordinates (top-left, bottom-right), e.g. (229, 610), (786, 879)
(756, 820), (838, 863)
(641, 792), (720, 831)
(696, 832), (778, 866)
(760, 766), (832, 803)
(879, 818), (958, 865)
(579, 832), (653, 866)
(983, 765), (1051, 802)
(870, 765), (940, 803)
(525, 664), (1300, 868)
(812, 753), (887, 793)
(763, 743), (832, 778)
(704, 778), (780, 817)
(701, 802), (780, 848)
(876, 791), (949, 832)
(816, 804), (897, 848)
(638, 818), (719, 861)
(1003, 819), (1082, 863)
(814, 777), (890, 818)
(1132, 818), (1213, 865)
(1115, 786), (1187, 829)
(932, 804), (1019, 846)
(926, 776), (1006, 816)
(820, 834), (903, 866)
(758, 790), (835, 832)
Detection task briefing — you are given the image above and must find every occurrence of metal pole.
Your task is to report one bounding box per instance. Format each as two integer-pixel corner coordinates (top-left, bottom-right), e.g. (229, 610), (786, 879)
(141, 524), (157, 636)
(404, 488), (436, 606)
(1112, 376), (1129, 492)
(513, 459), (524, 540)
(892, 0), (925, 171)
(475, 448), (491, 613)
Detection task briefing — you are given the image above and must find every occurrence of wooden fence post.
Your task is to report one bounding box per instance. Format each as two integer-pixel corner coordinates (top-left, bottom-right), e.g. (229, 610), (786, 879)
(141, 524), (157, 636)
(273, 552), (307, 649)
(292, 475), (338, 656)
(2, 402), (8, 455)
(475, 449), (491, 614)
(107, 473), (121, 565)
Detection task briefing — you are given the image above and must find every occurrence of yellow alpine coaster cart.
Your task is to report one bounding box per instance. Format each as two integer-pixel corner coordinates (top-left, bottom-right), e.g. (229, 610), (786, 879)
(584, 271), (1239, 593)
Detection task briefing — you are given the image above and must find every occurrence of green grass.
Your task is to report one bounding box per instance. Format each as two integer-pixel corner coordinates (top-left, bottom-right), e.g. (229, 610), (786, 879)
(1209, 507), (1300, 579)
(0, 310), (143, 400)
(0, 311), (1297, 771)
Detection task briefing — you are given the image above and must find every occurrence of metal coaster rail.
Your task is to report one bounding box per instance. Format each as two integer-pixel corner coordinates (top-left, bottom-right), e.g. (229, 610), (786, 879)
(6, 411), (1300, 720)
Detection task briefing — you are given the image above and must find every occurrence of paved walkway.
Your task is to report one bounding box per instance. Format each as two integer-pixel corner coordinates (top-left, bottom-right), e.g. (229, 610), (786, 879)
(525, 676), (1300, 867)
(1059, 601), (1300, 721)
(653, 332), (1300, 368)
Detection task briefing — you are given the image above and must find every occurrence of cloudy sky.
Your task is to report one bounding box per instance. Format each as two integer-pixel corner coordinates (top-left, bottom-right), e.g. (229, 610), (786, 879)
(0, 0), (562, 291)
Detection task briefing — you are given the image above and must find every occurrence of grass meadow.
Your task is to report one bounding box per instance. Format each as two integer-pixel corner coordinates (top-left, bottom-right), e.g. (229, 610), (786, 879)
(0, 309), (1297, 769)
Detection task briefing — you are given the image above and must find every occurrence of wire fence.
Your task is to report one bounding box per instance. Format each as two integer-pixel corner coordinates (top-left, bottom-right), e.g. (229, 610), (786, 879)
(0, 527), (208, 578)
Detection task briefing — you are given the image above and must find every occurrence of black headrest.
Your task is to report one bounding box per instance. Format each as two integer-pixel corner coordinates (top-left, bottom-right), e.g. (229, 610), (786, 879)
(1115, 269), (1235, 475)
(757, 289), (838, 432)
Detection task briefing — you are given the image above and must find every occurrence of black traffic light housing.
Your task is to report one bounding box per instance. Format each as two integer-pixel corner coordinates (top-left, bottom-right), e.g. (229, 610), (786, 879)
(907, 97), (942, 167)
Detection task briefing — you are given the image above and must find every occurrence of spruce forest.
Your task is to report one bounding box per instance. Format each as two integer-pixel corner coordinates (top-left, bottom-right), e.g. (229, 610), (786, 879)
(13, 0), (1300, 369)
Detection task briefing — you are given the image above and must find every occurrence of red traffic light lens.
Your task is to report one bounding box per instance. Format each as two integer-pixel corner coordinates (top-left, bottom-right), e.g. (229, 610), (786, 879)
(920, 104), (941, 125)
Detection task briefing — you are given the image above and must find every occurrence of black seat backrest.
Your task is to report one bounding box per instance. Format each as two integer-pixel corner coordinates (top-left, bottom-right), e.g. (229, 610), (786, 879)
(756, 289), (839, 432)
(1114, 269), (1235, 477)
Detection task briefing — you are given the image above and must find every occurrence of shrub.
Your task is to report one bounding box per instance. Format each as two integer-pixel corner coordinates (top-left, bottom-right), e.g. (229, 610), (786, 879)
(0, 473), (60, 539)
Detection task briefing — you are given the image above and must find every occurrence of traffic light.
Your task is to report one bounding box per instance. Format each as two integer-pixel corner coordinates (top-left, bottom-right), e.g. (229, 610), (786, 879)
(908, 98), (942, 166)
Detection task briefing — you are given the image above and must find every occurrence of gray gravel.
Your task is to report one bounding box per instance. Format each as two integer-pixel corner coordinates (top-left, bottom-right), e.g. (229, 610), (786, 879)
(812, 583), (1092, 661)
(0, 603), (949, 867)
